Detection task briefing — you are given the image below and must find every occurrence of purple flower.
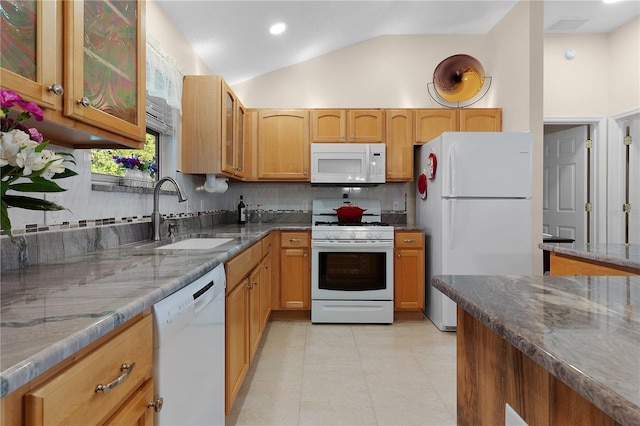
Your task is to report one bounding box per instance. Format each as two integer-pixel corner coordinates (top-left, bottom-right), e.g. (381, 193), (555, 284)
(28, 127), (44, 143)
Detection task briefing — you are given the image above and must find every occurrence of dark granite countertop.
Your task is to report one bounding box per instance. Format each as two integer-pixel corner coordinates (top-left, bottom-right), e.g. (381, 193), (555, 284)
(539, 242), (640, 271)
(432, 274), (640, 426)
(0, 223), (308, 398)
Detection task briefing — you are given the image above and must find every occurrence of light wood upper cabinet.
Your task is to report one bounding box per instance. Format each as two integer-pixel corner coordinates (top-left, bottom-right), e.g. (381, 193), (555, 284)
(257, 110), (310, 180)
(385, 110), (414, 182)
(0, 0), (61, 111)
(221, 81), (245, 178)
(0, 0), (146, 148)
(312, 109), (384, 142)
(459, 108), (502, 132)
(415, 108), (502, 144)
(415, 109), (458, 144)
(64, 0), (146, 142)
(182, 75), (247, 178)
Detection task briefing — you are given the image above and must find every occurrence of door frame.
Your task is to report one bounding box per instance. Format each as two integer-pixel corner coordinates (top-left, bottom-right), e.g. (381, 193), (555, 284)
(543, 116), (606, 245)
(608, 108), (640, 244)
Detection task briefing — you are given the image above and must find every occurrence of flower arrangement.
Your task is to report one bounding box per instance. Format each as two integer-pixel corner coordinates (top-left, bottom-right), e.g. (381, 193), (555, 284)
(1, 89), (76, 240)
(113, 155), (157, 178)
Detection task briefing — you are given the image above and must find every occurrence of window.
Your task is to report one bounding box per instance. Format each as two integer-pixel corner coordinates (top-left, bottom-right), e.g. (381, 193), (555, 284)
(90, 130), (158, 180)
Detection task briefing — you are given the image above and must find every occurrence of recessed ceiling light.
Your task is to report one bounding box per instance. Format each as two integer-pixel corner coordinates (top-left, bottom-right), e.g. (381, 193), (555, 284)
(270, 22), (286, 35)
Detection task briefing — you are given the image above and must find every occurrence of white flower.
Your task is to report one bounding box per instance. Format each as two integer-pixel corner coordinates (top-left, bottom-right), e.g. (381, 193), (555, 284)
(15, 145), (49, 176)
(40, 150), (65, 179)
(1, 129), (36, 166)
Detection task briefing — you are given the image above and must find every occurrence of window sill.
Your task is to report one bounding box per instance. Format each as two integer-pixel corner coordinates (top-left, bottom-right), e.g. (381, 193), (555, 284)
(91, 174), (176, 195)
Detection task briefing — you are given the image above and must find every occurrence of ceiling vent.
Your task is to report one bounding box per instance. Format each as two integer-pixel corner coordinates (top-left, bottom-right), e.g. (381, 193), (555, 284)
(547, 18), (589, 31)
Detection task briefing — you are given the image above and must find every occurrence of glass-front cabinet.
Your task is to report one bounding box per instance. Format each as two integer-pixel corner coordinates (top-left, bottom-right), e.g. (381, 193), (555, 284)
(0, 0), (145, 147)
(65, 0), (145, 141)
(0, 0), (61, 110)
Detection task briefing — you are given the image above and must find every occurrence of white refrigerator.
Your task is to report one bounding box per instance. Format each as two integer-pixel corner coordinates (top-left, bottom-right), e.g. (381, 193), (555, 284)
(416, 132), (533, 331)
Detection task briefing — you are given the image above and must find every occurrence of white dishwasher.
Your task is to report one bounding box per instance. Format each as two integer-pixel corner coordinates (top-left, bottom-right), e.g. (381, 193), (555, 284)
(152, 263), (225, 426)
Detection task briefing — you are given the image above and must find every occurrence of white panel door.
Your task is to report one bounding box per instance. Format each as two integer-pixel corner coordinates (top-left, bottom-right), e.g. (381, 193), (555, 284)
(543, 126), (588, 247)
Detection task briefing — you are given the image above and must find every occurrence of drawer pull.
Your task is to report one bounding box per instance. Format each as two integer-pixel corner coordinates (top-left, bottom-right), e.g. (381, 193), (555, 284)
(289, 238), (301, 242)
(403, 239), (416, 243)
(95, 363), (135, 394)
(148, 397), (164, 413)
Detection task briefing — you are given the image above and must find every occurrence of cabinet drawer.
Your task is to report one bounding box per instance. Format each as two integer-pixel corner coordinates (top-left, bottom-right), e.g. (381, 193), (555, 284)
(226, 242), (262, 292)
(261, 233), (275, 256)
(280, 232), (309, 248)
(25, 315), (153, 426)
(395, 232), (424, 248)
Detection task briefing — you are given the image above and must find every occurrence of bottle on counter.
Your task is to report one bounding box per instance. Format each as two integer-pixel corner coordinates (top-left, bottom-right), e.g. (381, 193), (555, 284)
(237, 195), (246, 224)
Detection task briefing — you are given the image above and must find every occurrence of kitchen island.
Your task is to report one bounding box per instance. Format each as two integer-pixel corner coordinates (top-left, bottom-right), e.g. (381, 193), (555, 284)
(539, 242), (640, 275)
(432, 274), (639, 426)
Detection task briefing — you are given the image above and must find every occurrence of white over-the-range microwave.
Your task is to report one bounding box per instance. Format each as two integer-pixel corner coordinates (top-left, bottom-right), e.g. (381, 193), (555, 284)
(310, 143), (386, 185)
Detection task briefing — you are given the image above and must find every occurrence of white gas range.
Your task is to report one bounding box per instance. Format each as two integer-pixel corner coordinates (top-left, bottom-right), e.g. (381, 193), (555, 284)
(311, 199), (394, 324)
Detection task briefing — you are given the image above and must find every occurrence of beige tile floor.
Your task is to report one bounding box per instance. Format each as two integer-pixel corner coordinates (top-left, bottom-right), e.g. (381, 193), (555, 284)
(226, 318), (457, 425)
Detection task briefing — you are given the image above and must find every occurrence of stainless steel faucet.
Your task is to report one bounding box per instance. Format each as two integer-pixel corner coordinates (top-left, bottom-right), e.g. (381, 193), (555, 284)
(152, 177), (188, 241)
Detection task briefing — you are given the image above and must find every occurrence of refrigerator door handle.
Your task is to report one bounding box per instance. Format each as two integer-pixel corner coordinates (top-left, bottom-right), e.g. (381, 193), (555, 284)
(448, 145), (456, 196)
(448, 199), (455, 250)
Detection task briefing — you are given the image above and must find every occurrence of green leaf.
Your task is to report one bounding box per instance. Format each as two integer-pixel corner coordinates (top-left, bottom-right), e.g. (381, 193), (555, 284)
(9, 177), (66, 193)
(52, 168), (78, 179)
(3, 195), (65, 211)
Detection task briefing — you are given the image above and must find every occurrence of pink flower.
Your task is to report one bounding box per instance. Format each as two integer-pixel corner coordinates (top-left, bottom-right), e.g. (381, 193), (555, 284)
(18, 100), (44, 121)
(0, 89), (21, 108)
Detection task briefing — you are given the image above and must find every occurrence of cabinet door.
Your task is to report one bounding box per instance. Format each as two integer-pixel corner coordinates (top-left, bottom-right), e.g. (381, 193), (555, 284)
(221, 81), (237, 176)
(459, 108), (502, 132)
(104, 379), (154, 426)
(64, 0), (145, 142)
(235, 101), (246, 178)
(181, 75), (223, 174)
(0, 0), (61, 110)
(349, 110), (384, 142)
(385, 110), (414, 181)
(257, 110), (310, 180)
(311, 109), (346, 142)
(394, 232), (425, 310)
(260, 253), (273, 327)
(248, 266), (262, 362)
(225, 279), (249, 414)
(280, 247), (310, 309)
(415, 109), (458, 144)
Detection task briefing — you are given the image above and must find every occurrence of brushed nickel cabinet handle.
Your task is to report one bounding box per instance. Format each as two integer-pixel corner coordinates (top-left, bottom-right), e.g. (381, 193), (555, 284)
(289, 238), (301, 242)
(148, 397), (164, 412)
(47, 83), (64, 95)
(95, 362), (135, 394)
(403, 239), (416, 243)
(77, 97), (91, 107)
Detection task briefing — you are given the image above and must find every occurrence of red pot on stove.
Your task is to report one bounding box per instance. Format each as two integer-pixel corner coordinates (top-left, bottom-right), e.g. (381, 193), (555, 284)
(334, 205), (367, 223)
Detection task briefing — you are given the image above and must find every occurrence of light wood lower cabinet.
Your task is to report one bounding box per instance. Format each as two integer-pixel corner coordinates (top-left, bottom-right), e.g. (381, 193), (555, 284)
(394, 231), (425, 310)
(549, 252), (639, 276)
(279, 231), (311, 309)
(224, 235), (274, 414)
(0, 313), (154, 426)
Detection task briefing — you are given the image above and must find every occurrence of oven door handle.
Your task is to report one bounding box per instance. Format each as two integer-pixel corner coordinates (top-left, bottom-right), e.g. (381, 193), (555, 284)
(312, 241), (394, 249)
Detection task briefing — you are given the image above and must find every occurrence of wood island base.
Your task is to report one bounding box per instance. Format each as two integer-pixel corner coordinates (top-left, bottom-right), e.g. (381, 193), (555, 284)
(456, 308), (617, 426)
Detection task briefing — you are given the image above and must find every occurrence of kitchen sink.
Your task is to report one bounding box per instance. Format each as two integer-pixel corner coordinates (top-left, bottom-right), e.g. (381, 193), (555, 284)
(155, 238), (233, 250)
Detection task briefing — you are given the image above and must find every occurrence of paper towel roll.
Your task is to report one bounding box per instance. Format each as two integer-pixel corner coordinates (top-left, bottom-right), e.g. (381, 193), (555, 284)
(204, 174), (228, 193)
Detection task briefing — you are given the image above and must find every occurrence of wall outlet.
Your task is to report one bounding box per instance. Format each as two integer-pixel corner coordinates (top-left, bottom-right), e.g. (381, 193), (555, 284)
(393, 200), (400, 211)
